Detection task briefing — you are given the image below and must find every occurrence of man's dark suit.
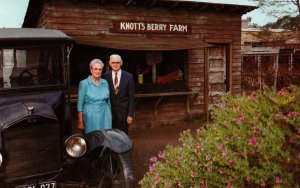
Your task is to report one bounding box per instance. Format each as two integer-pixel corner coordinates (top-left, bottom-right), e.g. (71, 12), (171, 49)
(102, 70), (135, 134)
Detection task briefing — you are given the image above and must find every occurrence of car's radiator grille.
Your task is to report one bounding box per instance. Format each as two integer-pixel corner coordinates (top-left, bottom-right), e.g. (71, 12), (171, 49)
(3, 121), (62, 180)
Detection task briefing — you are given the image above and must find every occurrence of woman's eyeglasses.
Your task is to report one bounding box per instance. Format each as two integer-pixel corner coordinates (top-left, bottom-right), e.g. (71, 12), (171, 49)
(91, 68), (102, 71)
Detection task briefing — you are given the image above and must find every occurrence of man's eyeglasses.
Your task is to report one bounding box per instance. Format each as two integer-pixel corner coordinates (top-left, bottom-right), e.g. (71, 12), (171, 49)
(111, 62), (121, 65)
(91, 68), (102, 71)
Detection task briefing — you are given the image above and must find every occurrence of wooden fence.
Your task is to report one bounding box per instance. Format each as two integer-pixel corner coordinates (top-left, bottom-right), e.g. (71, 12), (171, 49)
(242, 50), (300, 92)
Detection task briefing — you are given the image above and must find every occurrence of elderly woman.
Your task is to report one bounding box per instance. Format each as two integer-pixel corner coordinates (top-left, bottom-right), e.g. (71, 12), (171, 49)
(77, 59), (112, 134)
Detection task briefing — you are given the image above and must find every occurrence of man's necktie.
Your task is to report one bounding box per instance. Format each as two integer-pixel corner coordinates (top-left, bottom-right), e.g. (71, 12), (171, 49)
(114, 72), (119, 95)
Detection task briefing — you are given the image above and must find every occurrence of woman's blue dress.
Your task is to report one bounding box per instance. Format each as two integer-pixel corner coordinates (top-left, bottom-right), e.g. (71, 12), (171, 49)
(77, 76), (112, 134)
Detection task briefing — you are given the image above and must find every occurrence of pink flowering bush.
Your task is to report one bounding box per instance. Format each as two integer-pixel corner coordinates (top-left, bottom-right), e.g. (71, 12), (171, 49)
(140, 85), (300, 187)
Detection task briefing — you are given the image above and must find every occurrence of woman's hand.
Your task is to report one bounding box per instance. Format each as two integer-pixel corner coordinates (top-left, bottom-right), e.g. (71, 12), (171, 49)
(78, 121), (84, 130)
(78, 112), (84, 131)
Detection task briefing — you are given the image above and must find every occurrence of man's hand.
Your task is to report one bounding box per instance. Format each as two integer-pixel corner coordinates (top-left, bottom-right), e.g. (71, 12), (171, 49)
(127, 116), (133, 125)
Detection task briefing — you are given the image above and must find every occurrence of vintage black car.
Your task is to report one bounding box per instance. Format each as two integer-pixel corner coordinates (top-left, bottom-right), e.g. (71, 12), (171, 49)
(0, 28), (134, 188)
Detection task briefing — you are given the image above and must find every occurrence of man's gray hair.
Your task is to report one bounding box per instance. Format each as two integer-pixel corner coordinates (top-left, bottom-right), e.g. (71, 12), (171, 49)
(90, 59), (104, 69)
(109, 54), (123, 65)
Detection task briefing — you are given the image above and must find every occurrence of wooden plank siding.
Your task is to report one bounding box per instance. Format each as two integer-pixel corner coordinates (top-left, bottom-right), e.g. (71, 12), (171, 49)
(35, 1), (243, 126)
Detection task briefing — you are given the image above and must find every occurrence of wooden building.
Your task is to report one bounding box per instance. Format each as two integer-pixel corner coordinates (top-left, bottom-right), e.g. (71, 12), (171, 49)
(241, 27), (300, 92)
(23, 0), (256, 126)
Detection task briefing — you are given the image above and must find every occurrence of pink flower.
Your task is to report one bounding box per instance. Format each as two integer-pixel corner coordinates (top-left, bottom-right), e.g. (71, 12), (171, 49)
(271, 119), (275, 124)
(248, 93), (258, 100)
(227, 181), (232, 188)
(228, 159), (235, 164)
(216, 145), (223, 151)
(222, 151), (228, 158)
(191, 171), (196, 177)
(234, 113), (245, 123)
(246, 176), (251, 182)
(207, 167), (212, 172)
(223, 120), (228, 126)
(176, 180), (182, 187)
(257, 113), (261, 118)
(269, 96), (276, 102)
(165, 182), (172, 188)
(195, 143), (201, 150)
(275, 176), (283, 184)
(277, 89), (286, 96)
(260, 181), (266, 187)
(275, 112), (282, 118)
(206, 155), (212, 161)
(281, 115), (288, 120)
(219, 170), (224, 174)
(200, 180), (208, 188)
(174, 159), (180, 166)
(240, 152), (246, 158)
(150, 156), (157, 163)
(289, 135), (297, 144)
(252, 126), (259, 134)
(247, 137), (257, 145)
(149, 165), (156, 173)
(287, 111), (300, 117)
(158, 152), (166, 160)
(250, 150), (256, 156)
(233, 106), (240, 112)
(194, 143), (201, 154)
(154, 173), (160, 181)
(218, 103), (227, 109)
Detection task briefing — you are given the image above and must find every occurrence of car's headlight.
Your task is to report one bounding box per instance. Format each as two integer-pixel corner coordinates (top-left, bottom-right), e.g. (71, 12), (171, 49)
(65, 135), (87, 158)
(0, 153), (2, 167)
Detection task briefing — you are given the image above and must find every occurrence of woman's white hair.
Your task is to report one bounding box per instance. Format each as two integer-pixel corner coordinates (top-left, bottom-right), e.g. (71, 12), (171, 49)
(89, 59), (104, 69)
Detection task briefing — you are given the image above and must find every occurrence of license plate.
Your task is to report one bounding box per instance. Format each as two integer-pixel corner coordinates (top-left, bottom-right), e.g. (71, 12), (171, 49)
(15, 181), (56, 188)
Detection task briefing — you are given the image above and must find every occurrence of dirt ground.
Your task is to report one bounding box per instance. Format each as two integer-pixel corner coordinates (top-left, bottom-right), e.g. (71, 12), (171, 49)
(129, 120), (204, 187)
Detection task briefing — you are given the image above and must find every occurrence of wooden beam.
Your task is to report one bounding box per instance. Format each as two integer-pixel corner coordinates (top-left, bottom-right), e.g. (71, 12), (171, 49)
(143, 0), (156, 6)
(99, 0), (107, 5)
(150, 0), (157, 6)
(71, 0), (79, 4)
(199, 3), (208, 11)
(189, 3), (199, 11)
(169, 2), (179, 9)
(228, 6), (239, 13)
(125, 0), (134, 6)
(214, 5), (224, 12)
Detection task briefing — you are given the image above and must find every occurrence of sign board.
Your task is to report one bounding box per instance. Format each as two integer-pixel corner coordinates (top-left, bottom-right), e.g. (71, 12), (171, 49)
(110, 20), (191, 34)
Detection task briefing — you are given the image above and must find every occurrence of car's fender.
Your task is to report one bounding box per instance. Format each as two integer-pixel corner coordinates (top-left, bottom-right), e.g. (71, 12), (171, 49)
(85, 129), (132, 154)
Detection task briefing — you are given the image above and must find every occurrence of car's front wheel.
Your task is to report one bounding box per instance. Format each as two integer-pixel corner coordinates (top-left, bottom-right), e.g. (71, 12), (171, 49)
(96, 150), (134, 188)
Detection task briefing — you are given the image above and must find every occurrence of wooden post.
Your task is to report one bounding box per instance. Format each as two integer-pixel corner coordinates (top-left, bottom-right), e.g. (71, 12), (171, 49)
(257, 55), (262, 89)
(152, 64), (156, 84)
(274, 54), (279, 90)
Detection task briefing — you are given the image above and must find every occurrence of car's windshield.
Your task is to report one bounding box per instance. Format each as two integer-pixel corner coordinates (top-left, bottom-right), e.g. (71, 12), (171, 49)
(0, 44), (66, 90)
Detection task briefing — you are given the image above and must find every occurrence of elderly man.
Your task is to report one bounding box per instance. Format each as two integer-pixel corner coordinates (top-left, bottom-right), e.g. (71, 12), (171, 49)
(102, 54), (135, 135)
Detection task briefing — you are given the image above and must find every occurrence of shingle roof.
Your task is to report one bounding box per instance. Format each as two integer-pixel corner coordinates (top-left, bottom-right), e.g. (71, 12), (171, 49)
(165, 0), (256, 6)
(23, 0), (257, 28)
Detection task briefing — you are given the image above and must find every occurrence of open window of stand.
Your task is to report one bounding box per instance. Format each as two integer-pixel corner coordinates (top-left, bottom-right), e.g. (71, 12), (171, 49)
(70, 44), (190, 95)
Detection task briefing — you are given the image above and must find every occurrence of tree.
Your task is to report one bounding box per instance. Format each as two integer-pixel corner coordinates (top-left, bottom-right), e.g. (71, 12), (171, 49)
(264, 15), (299, 29)
(250, 0), (300, 17)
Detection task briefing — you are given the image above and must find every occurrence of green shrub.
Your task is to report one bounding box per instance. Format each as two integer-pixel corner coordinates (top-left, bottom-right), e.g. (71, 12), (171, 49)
(140, 86), (300, 188)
